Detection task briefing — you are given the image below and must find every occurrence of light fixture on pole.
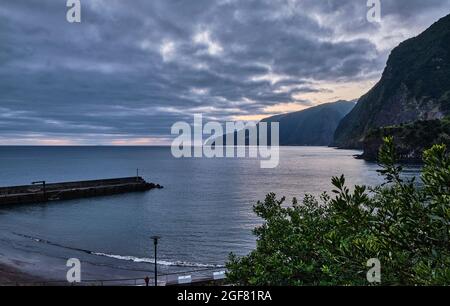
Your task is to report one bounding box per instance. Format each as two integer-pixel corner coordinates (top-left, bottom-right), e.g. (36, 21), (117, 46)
(150, 236), (161, 286)
(32, 181), (47, 201)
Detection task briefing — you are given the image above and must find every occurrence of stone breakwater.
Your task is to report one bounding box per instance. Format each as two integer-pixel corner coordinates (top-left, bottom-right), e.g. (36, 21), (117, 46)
(0, 177), (163, 206)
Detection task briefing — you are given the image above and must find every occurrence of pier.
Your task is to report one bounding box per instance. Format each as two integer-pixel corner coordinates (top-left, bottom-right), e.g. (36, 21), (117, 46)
(0, 177), (163, 206)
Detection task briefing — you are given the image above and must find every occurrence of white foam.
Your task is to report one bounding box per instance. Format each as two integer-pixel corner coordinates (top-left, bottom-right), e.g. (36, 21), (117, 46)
(92, 252), (225, 268)
(15, 232), (226, 269)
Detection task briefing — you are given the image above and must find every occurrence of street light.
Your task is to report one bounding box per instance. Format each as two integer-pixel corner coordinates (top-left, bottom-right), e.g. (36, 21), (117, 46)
(150, 236), (161, 286)
(32, 181), (46, 201)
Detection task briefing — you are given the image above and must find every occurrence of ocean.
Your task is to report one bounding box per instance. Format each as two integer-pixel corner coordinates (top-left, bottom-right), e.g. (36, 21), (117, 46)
(0, 146), (420, 283)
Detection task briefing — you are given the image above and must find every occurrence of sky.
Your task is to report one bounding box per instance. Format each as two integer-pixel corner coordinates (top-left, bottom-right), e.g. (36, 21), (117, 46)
(0, 0), (449, 145)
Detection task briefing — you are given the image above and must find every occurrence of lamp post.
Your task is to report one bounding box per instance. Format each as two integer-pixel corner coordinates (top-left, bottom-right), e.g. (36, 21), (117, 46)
(32, 181), (46, 201)
(151, 236), (161, 286)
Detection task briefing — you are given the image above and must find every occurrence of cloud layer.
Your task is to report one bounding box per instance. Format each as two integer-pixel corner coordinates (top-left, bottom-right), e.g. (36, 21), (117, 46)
(1, 0), (449, 144)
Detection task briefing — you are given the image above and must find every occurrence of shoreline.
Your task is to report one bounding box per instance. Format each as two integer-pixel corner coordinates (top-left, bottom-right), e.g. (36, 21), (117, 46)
(0, 262), (48, 286)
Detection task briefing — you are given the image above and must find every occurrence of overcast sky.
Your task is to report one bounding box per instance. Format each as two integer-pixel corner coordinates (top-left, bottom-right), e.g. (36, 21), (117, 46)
(0, 0), (449, 145)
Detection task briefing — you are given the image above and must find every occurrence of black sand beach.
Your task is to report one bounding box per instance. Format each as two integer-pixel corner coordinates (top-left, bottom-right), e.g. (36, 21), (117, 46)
(0, 263), (45, 285)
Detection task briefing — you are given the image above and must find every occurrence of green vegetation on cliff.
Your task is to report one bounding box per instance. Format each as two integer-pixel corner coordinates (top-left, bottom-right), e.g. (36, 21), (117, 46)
(361, 117), (450, 161)
(333, 14), (450, 149)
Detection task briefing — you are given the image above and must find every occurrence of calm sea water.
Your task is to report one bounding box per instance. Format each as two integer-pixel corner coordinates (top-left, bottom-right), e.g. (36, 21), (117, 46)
(0, 146), (420, 282)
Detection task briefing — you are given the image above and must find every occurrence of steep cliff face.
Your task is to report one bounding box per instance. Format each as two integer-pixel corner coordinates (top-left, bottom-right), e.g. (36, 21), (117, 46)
(333, 14), (450, 149)
(261, 100), (355, 146)
(210, 100), (355, 147)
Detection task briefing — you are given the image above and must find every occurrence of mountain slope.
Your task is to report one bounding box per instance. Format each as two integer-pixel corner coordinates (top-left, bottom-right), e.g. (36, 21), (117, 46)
(262, 100), (355, 146)
(333, 14), (450, 149)
(212, 100), (355, 146)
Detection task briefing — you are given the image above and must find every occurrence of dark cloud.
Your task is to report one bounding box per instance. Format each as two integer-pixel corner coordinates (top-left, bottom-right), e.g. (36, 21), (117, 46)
(0, 0), (449, 144)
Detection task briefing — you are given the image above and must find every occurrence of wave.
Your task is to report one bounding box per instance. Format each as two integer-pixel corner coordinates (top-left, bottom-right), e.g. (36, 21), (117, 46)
(92, 252), (224, 268)
(13, 232), (225, 268)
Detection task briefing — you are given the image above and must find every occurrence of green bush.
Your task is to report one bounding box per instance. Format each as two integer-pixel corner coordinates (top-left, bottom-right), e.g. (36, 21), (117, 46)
(226, 137), (450, 285)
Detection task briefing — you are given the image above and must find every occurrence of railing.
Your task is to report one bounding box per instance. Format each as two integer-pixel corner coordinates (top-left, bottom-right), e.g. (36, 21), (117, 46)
(0, 267), (227, 286)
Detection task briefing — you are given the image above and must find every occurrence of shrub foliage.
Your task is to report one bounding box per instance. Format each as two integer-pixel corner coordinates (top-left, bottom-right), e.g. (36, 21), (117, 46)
(226, 137), (450, 285)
